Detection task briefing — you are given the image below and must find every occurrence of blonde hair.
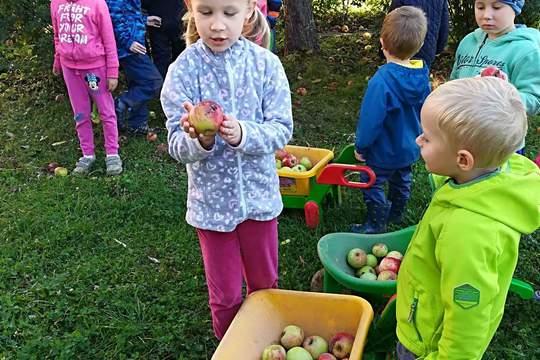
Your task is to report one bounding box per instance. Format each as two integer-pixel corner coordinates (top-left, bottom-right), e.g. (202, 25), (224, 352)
(183, 1), (270, 49)
(426, 77), (527, 167)
(381, 6), (427, 60)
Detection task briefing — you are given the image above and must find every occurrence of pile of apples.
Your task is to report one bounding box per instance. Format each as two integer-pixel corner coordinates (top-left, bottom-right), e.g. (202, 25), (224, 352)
(261, 325), (354, 360)
(275, 149), (313, 173)
(346, 243), (403, 281)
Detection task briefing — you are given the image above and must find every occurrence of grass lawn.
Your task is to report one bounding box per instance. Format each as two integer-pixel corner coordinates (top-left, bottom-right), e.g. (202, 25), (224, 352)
(1, 33), (539, 359)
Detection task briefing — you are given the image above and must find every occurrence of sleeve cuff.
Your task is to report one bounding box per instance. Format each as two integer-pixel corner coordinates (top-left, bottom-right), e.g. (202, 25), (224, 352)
(230, 120), (247, 150)
(106, 67), (119, 79)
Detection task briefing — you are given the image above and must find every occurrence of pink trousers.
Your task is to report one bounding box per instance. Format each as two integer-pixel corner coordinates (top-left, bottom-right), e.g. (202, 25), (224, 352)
(62, 65), (119, 156)
(197, 218), (279, 339)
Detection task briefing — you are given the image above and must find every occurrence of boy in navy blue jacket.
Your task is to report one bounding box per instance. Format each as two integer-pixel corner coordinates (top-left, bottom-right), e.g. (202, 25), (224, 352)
(105, 0), (163, 135)
(353, 6), (430, 234)
(387, 0), (449, 68)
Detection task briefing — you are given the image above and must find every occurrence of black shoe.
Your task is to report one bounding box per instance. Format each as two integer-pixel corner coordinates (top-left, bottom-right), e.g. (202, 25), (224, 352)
(126, 125), (150, 135)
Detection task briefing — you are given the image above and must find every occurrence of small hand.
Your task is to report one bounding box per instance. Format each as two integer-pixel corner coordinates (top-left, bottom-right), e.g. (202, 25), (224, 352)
(52, 67), (61, 76)
(180, 101), (215, 149)
(219, 114), (242, 146)
(129, 41), (147, 55)
(107, 78), (118, 92)
(147, 15), (162, 28)
(354, 150), (366, 162)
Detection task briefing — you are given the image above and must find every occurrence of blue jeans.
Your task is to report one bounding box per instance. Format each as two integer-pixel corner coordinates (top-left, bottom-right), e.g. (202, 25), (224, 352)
(118, 54), (163, 129)
(360, 164), (413, 205)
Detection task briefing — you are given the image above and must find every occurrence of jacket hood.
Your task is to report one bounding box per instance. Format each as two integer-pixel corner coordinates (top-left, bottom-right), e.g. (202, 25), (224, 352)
(380, 62), (430, 106)
(435, 154), (540, 234)
(472, 26), (540, 46)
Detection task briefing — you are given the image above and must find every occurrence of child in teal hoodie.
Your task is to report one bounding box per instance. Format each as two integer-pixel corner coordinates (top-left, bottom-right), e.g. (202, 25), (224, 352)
(450, 0), (540, 116)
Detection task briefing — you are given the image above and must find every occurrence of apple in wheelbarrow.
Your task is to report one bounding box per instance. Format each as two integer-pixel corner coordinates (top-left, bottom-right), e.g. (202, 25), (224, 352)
(281, 325), (304, 349)
(329, 332), (354, 359)
(318, 353), (337, 360)
(282, 154), (298, 168)
(347, 248), (367, 269)
(303, 335), (328, 359)
(286, 347), (312, 360)
(262, 344), (287, 360)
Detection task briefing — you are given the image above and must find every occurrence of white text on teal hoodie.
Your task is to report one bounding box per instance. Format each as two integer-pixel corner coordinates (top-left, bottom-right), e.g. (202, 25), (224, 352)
(451, 26), (540, 116)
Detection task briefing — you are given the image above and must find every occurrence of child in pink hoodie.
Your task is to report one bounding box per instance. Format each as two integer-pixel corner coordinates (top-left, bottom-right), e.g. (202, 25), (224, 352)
(51, 0), (122, 175)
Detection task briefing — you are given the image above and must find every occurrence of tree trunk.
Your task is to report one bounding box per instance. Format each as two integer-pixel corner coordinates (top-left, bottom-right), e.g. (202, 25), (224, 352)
(283, 0), (319, 54)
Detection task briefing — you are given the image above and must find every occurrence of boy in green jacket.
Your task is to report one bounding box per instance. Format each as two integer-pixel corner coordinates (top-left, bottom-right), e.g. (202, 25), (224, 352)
(396, 77), (540, 359)
(450, 0), (540, 116)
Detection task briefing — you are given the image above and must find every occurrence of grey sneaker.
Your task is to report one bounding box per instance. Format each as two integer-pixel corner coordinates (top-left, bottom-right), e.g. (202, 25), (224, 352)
(73, 156), (95, 175)
(106, 155), (123, 176)
(105, 155), (122, 176)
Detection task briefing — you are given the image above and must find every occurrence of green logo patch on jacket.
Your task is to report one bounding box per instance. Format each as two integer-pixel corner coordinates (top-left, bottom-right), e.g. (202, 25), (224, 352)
(453, 284), (480, 309)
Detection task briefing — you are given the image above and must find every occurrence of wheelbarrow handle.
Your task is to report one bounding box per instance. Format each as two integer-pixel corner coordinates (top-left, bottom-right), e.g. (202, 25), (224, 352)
(316, 163), (376, 188)
(509, 278), (536, 300)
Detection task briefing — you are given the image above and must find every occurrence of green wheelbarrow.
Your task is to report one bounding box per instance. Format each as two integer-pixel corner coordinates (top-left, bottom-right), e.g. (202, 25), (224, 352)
(318, 225), (537, 300)
(317, 226), (539, 359)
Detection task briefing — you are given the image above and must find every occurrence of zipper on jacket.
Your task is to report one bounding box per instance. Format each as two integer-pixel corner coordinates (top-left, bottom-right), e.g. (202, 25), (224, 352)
(225, 57), (247, 217)
(472, 34), (488, 66)
(408, 296), (423, 342)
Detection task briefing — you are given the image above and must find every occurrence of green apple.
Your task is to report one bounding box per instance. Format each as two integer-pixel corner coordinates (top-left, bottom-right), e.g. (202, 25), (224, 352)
(302, 335), (328, 359)
(54, 167), (68, 176)
(276, 159), (282, 169)
(291, 164), (307, 172)
(359, 272), (377, 281)
(346, 248), (367, 269)
(299, 156), (313, 170)
(286, 347), (312, 360)
(366, 254), (378, 267)
(355, 266), (375, 277)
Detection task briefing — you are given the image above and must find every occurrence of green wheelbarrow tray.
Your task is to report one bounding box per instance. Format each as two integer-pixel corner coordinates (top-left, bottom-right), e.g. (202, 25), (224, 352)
(318, 225), (536, 300)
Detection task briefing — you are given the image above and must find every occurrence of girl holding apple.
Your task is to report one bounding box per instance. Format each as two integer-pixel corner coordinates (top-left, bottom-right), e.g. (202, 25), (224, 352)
(161, 0), (293, 339)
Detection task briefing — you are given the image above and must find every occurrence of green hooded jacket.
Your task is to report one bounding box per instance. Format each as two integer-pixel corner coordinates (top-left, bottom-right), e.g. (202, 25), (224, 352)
(450, 27), (540, 116)
(396, 154), (540, 359)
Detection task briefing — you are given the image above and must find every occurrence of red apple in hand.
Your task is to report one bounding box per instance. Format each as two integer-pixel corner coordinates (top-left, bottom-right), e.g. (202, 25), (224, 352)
(188, 100), (223, 136)
(480, 66), (507, 81)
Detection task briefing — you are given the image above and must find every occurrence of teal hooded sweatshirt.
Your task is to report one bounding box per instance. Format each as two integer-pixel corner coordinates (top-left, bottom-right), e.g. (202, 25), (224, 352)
(450, 26), (540, 116)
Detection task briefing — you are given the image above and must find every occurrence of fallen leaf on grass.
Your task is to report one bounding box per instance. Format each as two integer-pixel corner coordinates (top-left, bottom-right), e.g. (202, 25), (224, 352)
(51, 140), (67, 147)
(148, 256), (160, 264)
(296, 87), (308, 96)
(113, 238), (127, 248)
(6, 131), (15, 139)
(311, 78), (322, 84)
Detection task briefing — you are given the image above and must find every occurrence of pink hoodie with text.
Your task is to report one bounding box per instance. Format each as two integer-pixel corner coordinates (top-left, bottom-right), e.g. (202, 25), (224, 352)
(51, 0), (119, 78)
